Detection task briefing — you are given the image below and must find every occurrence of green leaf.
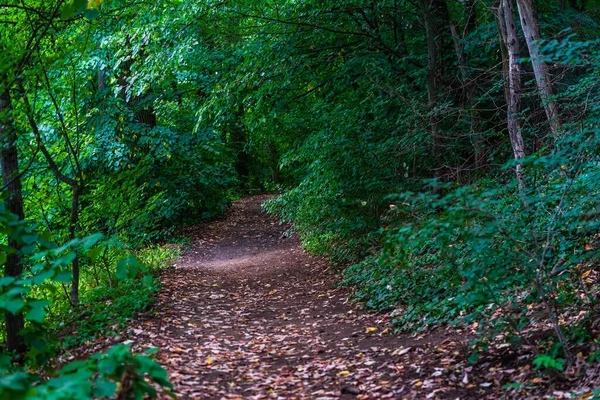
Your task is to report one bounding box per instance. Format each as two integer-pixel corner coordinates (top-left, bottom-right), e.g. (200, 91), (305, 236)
(55, 252), (77, 267)
(0, 353), (11, 369)
(7, 287), (29, 297)
(533, 354), (565, 371)
(26, 300), (48, 323)
(116, 259), (128, 281)
(55, 270), (72, 283)
(21, 244), (37, 255)
(84, 8), (100, 19)
(39, 230), (53, 241)
(143, 275), (154, 287)
(1, 298), (25, 315)
(144, 347), (160, 355)
(0, 277), (15, 287)
(93, 378), (117, 398)
(116, 256), (140, 280)
(467, 351), (479, 364)
(21, 234), (38, 245)
(82, 233), (104, 250)
(0, 372), (30, 391)
(88, 247), (103, 261)
(98, 356), (117, 375)
(61, 0), (87, 19)
(60, 3), (75, 19)
(38, 239), (57, 250)
(60, 360), (88, 374)
(32, 270), (54, 285)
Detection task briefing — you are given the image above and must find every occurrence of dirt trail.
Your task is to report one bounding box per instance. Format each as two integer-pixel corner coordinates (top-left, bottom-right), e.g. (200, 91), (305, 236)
(125, 196), (488, 399)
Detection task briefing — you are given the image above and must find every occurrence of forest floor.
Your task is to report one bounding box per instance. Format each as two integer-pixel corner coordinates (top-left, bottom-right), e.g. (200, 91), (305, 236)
(108, 196), (532, 399)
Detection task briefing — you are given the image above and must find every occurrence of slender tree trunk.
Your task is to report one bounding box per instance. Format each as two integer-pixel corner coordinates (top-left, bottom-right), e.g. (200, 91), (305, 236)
(419, 0), (447, 178)
(98, 68), (106, 92)
(266, 142), (280, 184)
(498, 0), (527, 180)
(450, 19), (483, 169)
(0, 80), (26, 354)
(494, 4), (511, 105)
(515, 0), (561, 138)
(19, 83), (84, 306)
(69, 185), (80, 306)
(230, 102), (250, 191)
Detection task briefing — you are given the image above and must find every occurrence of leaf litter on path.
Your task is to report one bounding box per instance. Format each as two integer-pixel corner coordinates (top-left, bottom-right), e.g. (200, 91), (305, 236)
(75, 196), (506, 399)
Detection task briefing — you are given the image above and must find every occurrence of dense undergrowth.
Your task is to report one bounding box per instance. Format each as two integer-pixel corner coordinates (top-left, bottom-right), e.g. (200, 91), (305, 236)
(2, 0), (600, 397)
(265, 37), (600, 377)
(49, 244), (179, 349)
(0, 207), (175, 398)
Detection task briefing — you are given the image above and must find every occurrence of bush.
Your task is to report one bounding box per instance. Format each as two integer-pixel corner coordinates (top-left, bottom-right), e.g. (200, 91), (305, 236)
(0, 205), (173, 398)
(344, 127), (600, 358)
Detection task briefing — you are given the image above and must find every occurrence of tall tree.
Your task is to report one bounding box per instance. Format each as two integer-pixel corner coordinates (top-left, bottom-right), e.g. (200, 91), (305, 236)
(496, 0), (527, 179)
(419, 0), (451, 178)
(449, 0), (483, 168)
(515, 0), (561, 138)
(0, 74), (26, 354)
(19, 77), (84, 307)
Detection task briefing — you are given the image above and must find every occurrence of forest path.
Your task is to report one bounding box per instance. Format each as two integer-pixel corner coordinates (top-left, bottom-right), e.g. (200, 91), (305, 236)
(126, 196), (482, 399)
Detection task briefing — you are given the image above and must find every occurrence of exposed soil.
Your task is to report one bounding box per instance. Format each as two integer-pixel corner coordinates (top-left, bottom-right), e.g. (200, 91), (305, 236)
(121, 196), (500, 399)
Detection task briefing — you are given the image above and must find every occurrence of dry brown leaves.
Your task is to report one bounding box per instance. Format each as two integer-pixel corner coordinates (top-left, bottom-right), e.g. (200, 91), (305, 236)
(67, 196), (597, 399)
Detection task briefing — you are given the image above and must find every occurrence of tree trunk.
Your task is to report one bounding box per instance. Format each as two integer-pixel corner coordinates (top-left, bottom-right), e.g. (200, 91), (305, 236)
(498, 0), (527, 179)
(266, 142), (280, 184)
(19, 83), (84, 306)
(449, 18), (483, 169)
(230, 105), (250, 191)
(419, 0), (448, 178)
(515, 0), (561, 139)
(494, 4), (511, 105)
(69, 184), (80, 306)
(0, 80), (26, 354)
(98, 67), (106, 92)
(118, 41), (157, 128)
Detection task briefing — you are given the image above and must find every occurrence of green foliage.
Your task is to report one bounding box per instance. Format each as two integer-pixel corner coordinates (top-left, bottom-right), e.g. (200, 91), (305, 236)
(52, 245), (178, 348)
(3, 0), (600, 394)
(532, 354), (565, 371)
(0, 208), (101, 350)
(267, 33), (600, 364)
(342, 121), (600, 338)
(0, 203), (172, 397)
(263, 92), (425, 264)
(0, 344), (173, 399)
(55, 280), (157, 348)
(80, 121), (235, 244)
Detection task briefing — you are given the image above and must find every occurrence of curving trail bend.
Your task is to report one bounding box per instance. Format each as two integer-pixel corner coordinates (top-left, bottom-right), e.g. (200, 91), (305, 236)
(123, 196), (481, 399)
